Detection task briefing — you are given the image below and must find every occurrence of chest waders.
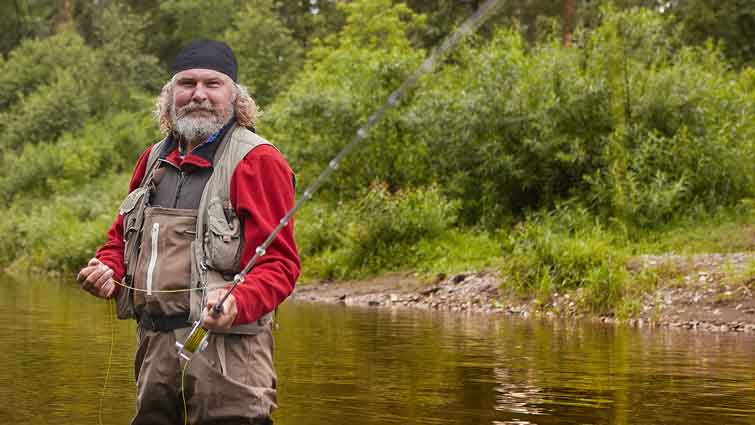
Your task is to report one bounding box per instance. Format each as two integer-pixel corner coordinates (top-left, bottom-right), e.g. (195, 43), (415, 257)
(115, 123), (274, 336)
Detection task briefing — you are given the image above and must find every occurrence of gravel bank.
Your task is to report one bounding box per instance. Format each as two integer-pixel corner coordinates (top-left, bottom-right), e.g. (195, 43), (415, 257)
(292, 252), (755, 333)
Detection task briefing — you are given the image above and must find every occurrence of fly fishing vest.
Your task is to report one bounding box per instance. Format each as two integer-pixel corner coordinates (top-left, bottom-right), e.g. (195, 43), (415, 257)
(115, 123), (274, 335)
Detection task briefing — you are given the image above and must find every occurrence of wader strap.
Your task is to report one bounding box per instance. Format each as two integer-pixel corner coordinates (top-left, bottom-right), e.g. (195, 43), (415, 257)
(138, 312), (192, 332)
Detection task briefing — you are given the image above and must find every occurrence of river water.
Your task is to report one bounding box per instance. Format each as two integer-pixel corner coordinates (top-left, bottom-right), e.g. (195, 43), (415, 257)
(1, 275), (753, 425)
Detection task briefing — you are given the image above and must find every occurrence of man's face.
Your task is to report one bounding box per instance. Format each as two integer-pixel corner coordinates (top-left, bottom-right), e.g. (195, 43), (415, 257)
(171, 68), (235, 144)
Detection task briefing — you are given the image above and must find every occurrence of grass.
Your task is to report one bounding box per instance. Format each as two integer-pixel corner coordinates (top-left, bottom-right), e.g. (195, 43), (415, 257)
(627, 200), (755, 254)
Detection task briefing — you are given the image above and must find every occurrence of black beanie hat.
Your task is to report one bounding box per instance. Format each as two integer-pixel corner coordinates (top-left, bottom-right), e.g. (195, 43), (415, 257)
(172, 39), (238, 82)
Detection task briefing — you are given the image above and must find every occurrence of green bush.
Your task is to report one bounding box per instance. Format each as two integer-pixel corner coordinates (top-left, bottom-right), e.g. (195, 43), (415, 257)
(501, 205), (628, 313)
(222, 0), (304, 106)
(0, 69), (93, 150)
(296, 183), (459, 279)
(2, 172), (131, 273)
(0, 31), (95, 110)
(262, 0), (426, 196)
(400, 8), (753, 227)
(0, 105), (157, 202)
(346, 183), (459, 265)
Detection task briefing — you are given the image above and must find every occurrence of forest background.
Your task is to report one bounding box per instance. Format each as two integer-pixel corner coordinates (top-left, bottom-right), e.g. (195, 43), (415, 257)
(0, 0), (752, 317)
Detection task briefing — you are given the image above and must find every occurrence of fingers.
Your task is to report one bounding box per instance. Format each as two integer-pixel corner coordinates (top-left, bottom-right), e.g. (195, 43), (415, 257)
(204, 289), (224, 316)
(77, 257), (102, 282)
(93, 268), (114, 291)
(101, 279), (117, 299)
(201, 291), (236, 331)
(77, 258), (114, 299)
(82, 266), (107, 291)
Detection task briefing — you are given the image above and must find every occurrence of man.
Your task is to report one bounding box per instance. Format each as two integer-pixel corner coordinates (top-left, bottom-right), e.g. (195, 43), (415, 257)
(77, 40), (300, 425)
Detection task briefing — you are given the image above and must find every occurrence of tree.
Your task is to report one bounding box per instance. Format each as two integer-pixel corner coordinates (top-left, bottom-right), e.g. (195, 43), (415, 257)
(670, 0), (755, 66)
(263, 0), (426, 195)
(563, 0), (576, 46)
(222, 0), (304, 106)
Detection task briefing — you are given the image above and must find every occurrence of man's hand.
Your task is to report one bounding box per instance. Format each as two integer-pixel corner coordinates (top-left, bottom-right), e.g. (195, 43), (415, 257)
(202, 288), (238, 331)
(77, 257), (117, 299)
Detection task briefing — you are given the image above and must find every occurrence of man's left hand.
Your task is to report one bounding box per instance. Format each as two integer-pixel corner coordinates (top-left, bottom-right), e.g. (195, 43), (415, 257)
(202, 288), (238, 331)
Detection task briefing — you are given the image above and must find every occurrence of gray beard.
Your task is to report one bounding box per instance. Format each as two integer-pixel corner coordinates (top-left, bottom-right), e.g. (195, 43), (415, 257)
(171, 101), (233, 145)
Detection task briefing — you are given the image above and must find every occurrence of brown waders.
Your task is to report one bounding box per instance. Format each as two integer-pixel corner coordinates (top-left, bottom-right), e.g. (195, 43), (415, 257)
(129, 207), (276, 425)
(133, 327), (276, 425)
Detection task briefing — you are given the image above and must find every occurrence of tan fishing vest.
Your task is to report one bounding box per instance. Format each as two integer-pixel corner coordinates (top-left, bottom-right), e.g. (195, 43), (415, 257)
(115, 124), (275, 335)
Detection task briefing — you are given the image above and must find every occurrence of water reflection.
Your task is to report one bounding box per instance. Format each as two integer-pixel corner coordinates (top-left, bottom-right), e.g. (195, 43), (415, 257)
(493, 367), (545, 415)
(1, 275), (753, 425)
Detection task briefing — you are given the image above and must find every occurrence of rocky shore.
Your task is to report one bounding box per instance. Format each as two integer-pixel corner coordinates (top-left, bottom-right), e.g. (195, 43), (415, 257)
(291, 252), (755, 333)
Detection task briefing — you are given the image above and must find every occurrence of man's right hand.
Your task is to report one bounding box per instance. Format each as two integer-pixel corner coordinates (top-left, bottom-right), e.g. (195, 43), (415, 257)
(77, 257), (117, 299)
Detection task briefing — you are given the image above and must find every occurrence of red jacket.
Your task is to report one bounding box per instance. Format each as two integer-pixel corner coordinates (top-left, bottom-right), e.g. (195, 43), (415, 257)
(95, 142), (300, 326)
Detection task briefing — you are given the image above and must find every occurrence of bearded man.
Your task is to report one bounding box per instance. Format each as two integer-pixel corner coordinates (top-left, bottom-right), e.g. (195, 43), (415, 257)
(77, 40), (300, 425)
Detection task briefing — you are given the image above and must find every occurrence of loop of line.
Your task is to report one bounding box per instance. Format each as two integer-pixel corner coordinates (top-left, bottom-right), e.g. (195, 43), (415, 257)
(111, 279), (202, 294)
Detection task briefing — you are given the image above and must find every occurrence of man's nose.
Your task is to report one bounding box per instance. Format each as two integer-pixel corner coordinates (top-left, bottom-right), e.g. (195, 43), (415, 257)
(191, 84), (208, 102)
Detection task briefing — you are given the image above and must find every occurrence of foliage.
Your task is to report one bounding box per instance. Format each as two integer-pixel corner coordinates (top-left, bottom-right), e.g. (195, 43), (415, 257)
(0, 0), (57, 56)
(0, 105), (157, 202)
(670, 0), (755, 66)
(297, 183), (459, 279)
(500, 205), (628, 313)
(0, 67), (93, 151)
(262, 0), (426, 196)
(0, 5), (160, 153)
(0, 0), (751, 310)
(0, 4), (160, 273)
(158, 0), (241, 50)
(0, 31), (93, 109)
(0, 172), (132, 273)
(222, 0), (304, 106)
(399, 8), (753, 228)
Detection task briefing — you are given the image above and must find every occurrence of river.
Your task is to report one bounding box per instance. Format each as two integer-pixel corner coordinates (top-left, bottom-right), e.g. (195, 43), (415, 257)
(1, 275), (753, 424)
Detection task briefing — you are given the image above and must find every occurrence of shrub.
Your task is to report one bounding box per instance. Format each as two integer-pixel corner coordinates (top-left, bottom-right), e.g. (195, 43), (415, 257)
(2, 172), (131, 273)
(501, 205), (628, 313)
(262, 0), (427, 196)
(296, 183), (459, 279)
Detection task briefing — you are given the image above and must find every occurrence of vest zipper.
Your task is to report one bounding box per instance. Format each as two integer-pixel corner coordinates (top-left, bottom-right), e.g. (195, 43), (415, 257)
(146, 222), (160, 296)
(173, 171), (186, 208)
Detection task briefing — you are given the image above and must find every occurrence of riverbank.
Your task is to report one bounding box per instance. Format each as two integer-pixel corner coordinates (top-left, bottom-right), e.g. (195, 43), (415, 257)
(292, 252), (755, 333)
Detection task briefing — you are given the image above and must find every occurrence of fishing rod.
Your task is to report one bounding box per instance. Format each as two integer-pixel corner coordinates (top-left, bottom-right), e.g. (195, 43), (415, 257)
(176, 0), (504, 360)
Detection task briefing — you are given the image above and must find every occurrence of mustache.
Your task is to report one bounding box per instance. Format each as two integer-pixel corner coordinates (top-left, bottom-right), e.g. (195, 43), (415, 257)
(176, 101), (216, 118)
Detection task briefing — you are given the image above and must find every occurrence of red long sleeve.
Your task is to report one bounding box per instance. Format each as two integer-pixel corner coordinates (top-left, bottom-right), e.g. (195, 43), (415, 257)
(95, 146), (153, 284)
(229, 145), (300, 325)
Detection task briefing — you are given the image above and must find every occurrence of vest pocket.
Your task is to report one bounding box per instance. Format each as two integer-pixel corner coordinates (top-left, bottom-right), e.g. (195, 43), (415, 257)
(204, 198), (243, 273)
(115, 187), (149, 319)
(133, 207), (196, 316)
(120, 187), (148, 258)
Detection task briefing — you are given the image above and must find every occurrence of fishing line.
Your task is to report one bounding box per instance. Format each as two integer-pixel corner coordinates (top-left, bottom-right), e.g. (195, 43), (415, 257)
(98, 299), (116, 425)
(180, 358), (192, 425)
(111, 279), (194, 293)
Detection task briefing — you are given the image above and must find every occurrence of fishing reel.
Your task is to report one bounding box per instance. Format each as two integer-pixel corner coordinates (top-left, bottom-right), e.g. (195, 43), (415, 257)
(175, 289), (230, 360)
(175, 320), (210, 360)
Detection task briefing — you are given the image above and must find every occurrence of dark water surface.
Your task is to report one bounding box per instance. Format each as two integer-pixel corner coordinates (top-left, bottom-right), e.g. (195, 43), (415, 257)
(1, 276), (753, 424)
